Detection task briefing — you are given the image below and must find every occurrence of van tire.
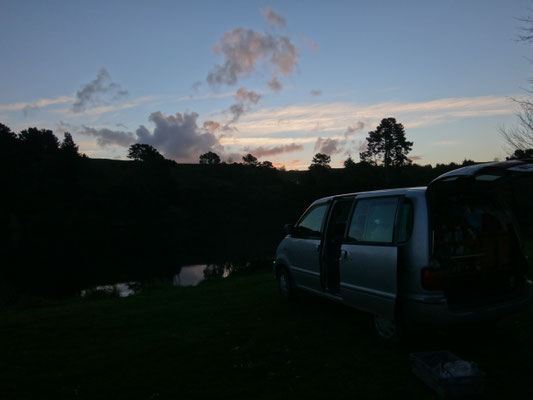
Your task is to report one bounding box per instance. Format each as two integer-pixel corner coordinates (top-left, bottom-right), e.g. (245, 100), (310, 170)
(373, 315), (402, 344)
(278, 268), (296, 302)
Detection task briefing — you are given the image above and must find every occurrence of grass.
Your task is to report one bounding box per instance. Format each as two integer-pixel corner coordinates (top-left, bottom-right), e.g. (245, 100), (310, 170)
(1, 270), (532, 400)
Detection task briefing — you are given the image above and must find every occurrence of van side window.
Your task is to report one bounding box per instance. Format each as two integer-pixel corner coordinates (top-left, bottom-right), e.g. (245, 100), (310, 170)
(294, 204), (328, 238)
(397, 199), (414, 242)
(347, 197), (398, 244)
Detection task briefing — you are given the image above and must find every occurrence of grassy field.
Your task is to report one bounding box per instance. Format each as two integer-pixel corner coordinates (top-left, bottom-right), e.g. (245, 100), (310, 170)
(1, 269), (532, 400)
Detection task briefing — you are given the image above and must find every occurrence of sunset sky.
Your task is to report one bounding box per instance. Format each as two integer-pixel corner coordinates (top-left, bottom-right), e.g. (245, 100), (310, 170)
(1, 0), (532, 169)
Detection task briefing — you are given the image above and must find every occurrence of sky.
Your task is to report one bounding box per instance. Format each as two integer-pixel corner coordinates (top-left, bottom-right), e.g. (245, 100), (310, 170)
(1, 0), (533, 169)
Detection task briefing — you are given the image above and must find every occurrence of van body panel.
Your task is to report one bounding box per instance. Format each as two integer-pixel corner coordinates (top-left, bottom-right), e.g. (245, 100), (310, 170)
(287, 237), (322, 291)
(279, 200), (330, 292)
(399, 192), (433, 298)
(339, 244), (398, 319)
(402, 280), (532, 326)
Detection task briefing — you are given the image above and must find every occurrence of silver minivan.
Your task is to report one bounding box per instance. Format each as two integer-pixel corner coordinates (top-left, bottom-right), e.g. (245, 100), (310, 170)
(274, 160), (533, 341)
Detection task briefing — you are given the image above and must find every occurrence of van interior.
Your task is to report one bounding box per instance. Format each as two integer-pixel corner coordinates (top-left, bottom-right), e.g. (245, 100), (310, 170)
(322, 199), (353, 294)
(430, 177), (529, 311)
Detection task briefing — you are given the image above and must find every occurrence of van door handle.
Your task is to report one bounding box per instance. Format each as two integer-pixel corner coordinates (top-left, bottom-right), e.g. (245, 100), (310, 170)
(315, 244), (321, 253)
(339, 250), (348, 260)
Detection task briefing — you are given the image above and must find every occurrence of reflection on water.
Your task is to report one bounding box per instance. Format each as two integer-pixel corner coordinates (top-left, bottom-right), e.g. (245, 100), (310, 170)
(81, 260), (259, 296)
(173, 263), (236, 287)
(80, 282), (140, 298)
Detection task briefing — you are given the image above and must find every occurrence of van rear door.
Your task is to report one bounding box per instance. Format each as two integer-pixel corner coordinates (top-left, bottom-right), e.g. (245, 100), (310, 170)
(426, 160), (533, 310)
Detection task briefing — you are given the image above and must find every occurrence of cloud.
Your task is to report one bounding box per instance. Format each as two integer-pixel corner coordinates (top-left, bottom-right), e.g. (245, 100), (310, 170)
(191, 81), (202, 93)
(136, 111), (222, 162)
(230, 95), (515, 136)
(313, 129), (367, 156)
(69, 108), (225, 162)
(312, 121), (324, 131)
(268, 76), (283, 92)
(229, 103), (246, 123)
(0, 96), (73, 113)
(314, 137), (343, 155)
(274, 159), (301, 169)
(56, 120), (74, 134)
(23, 104), (39, 118)
(72, 68), (128, 113)
(261, 7), (286, 27)
(207, 27), (298, 87)
(234, 87), (261, 104)
(79, 126), (136, 147)
(310, 89), (322, 97)
(219, 136), (318, 146)
(300, 35), (318, 52)
(342, 139), (368, 157)
(225, 87), (261, 127)
(203, 120), (221, 133)
(54, 96), (158, 116)
(243, 143), (303, 158)
(345, 122), (365, 137)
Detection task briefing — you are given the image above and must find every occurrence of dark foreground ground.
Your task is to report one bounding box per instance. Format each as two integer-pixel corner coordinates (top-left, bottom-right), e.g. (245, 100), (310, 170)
(1, 269), (532, 400)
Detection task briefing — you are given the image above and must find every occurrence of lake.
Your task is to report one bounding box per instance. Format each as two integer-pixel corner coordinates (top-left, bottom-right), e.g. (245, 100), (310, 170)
(81, 262), (244, 297)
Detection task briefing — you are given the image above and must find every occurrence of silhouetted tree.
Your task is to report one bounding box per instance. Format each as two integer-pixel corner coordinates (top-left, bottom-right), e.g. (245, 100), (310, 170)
(0, 123), (16, 142)
(242, 153), (259, 166)
(199, 151), (221, 164)
(500, 13), (533, 154)
(500, 98), (533, 154)
(0, 123), (18, 157)
(127, 143), (165, 162)
(309, 153), (331, 170)
(18, 127), (60, 156)
(461, 159), (476, 166)
(360, 118), (412, 168)
(509, 148), (533, 159)
(260, 160), (274, 169)
(343, 156), (356, 168)
(60, 132), (80, 157)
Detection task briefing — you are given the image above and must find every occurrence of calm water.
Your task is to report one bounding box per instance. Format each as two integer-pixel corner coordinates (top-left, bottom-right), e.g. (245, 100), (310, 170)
(173, 264), (231, 286)
(81, 262), (241, 297)
(80, 282), (139, 298)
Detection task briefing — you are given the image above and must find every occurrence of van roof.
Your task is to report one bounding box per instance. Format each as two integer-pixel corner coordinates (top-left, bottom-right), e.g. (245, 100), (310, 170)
(310, 160), (533, 207)
(311, 187), (427, 206)
(430, 159), (533, 182)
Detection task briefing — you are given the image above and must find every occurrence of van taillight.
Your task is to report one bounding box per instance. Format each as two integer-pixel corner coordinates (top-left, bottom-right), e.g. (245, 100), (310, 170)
(421, 268), (443, 291)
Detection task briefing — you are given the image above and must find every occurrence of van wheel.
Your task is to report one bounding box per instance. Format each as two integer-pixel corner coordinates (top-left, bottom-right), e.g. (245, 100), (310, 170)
(278, 268), (295, 302)
(373, 315), (401, 344)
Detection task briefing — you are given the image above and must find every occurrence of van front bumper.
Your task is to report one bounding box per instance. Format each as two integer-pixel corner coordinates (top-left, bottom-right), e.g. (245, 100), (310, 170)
(402, 280), (533, 327)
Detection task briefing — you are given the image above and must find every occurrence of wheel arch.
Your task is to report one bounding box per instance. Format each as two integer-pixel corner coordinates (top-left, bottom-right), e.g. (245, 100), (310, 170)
(275, 260), (290, 278)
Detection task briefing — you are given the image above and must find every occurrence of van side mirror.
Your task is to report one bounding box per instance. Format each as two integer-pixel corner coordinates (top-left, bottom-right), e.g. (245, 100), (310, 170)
(284, 224), (295, 235)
